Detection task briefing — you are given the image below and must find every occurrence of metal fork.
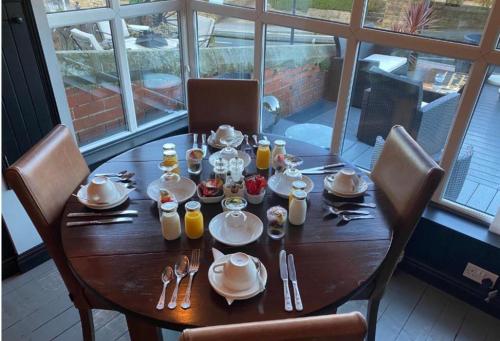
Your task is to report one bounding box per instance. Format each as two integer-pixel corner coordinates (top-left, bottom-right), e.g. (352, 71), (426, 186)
(329, 201), (376, 209)
(340, 214), (375, 223)
(324, 206), (370, 218)
(181, 249), (200, 309)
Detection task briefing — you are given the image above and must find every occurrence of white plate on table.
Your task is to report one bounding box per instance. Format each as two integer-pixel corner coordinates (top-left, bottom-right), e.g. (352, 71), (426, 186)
(77, 182), (134, 210)
(209, 211), (263, 246)
(208, 150), (251, 168)
(207, 131), (244, 149)
(147, 177), (197, 203)
(268, 174), (314, 199)
(323, 175), (368, 198)
(208, 254), (267, 301)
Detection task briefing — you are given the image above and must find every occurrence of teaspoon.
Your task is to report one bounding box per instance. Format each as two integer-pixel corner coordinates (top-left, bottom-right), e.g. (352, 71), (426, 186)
(156, 266), (174, 310)
(168, 256), (189, 309)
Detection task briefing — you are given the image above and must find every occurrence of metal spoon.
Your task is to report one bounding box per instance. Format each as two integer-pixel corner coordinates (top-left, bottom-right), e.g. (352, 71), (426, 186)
(324, 206), (370, 218)
(167, 256), (189, 309)
(340, 214), (375, 223)
(156, 266), (174, 310)
(252, 134), (259, 146)
(94, 170), (128, 177)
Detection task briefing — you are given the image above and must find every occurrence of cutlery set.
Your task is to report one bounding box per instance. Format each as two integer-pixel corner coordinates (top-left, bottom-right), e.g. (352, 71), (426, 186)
(93, 170), (136, 189)
(323, 201), (376, 224)
(66, 209), (138, 227)
(280, 250), (302, 312)
(193, 133), (208, 156)
(156, 249), (200, 311)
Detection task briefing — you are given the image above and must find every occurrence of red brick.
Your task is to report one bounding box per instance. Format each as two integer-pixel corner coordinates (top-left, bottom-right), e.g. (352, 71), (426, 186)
(72, 100), (105, 119)
(104, 95), (123, 110)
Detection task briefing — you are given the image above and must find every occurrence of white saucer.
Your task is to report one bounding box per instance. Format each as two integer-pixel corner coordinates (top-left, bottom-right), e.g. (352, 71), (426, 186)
(208, 254), (267, 301)
(209, 211), (263, 246)
(268, 174), (314, 198)
(207, 131), (244, 149)
(147, 177), (197, 203)
(77, 182), (134, 210)
(209, 150), (251, 168)
(324, 175), (368, 198)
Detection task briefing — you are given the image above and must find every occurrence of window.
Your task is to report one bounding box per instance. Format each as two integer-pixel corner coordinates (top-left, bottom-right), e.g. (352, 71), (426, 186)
(443, 64), (500, 216)
(263, 25), (344, 149)
(364, 0), (493, 45)
(32, 0), (500, 222)
(197, 13), (254, 79)
(341, 43), (467, 171)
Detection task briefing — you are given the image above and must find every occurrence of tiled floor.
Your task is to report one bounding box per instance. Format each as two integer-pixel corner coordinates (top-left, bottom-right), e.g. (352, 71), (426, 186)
(3, 259), (499, 340)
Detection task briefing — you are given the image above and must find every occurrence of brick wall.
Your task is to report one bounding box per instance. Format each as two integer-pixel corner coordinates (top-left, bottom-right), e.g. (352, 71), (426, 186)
(66, 81), (183, 145)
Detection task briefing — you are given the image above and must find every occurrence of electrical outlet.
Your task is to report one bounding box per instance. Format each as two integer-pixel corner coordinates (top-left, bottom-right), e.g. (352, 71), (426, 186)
(463, 262), (499, 288)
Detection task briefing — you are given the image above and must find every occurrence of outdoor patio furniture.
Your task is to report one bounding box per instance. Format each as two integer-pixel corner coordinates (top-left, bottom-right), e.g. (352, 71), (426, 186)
(357, 67), (423, 145)
(197, 15), (216, 47)
(187, 78), (259, 134)
(70, 28), (104, 51)
(444, 146), (474, 201)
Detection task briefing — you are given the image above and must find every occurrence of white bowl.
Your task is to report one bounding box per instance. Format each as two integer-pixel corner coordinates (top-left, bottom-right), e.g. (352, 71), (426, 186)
(197, 187), (224, 204)
(245, 189), (266, 204)
(147, 177), (197, 203)
(77, 182), (134, 210)
(268, 174), (314, 198)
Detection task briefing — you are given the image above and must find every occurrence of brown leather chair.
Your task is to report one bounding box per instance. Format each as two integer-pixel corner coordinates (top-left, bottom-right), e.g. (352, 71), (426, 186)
(187, 78), (259, 134)
(179, 312), (367, 341)
(355, 125), (444, 340)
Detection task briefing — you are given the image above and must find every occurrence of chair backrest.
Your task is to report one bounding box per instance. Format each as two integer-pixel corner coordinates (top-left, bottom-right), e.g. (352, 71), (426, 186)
(179, 312), (367, 341)
(196, 16), (215, 47)
(187, 78), (259, 134)
(97, 20), (130, 39)
(5, 125), (90, 300)
(370, 126), (444, 298)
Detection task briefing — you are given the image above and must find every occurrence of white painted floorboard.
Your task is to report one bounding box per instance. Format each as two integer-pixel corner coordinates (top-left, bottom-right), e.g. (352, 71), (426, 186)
(3, 260), (499, 341)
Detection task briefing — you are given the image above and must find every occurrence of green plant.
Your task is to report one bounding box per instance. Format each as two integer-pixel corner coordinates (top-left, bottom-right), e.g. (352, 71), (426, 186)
(268, 0), (354, 12)
(391, 0), (435, 34)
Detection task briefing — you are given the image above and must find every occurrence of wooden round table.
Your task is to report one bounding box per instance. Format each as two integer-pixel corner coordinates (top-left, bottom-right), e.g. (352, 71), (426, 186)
(61, 134), (394, 334)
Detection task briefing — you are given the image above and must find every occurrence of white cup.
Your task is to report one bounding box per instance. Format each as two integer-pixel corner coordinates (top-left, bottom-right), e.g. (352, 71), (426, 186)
(215, 125), (235, 143)
(213, 252), (257, 291)
(333, 169), (359, 194)
(222, 211), (248, 243)
(86, 176), (118, 204)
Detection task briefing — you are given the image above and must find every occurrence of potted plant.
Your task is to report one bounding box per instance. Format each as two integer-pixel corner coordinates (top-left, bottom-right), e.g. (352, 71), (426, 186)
(391, 0), (435, 71)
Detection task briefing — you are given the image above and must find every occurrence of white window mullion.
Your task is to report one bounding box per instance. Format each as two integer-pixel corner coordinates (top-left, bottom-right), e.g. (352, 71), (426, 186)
(191, 1), (257, 21)
(110, 0), (137, 132)
(47, 8), (115, 28)
(184, 2), (198, 79)
(30, 0), (77, 142)
(255, 0), (265, 132)
(330, 0), (365, 153)
(118, 0), (183, 18)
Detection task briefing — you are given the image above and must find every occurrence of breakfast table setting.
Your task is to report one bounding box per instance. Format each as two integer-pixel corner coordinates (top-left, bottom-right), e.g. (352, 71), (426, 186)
(61, 125), (395, 335)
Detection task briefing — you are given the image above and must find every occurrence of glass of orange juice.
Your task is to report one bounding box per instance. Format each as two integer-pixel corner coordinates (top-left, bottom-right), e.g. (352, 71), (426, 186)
(256, 140), (271, 170)
(184, 201), (204, 239)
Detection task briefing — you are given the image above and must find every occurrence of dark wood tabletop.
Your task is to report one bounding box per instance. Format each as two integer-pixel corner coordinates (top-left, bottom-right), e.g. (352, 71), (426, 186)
(61, 134), (394, 331)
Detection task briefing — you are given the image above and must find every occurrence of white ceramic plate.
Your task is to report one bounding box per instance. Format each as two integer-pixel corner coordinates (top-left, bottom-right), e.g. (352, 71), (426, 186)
(268, 174), (314, 199)
(77, 182), (134, 210)
(207, 131), (244, 149)
(323, 175), (368, 198)
(147, 177), (197, 203)
(208, 150), (251, 168)
(208, 254), (267, 301)
(209, 211), (263, 246)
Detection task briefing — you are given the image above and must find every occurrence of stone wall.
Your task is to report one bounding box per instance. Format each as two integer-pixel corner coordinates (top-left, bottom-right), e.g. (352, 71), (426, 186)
(58, 43), (334, 144)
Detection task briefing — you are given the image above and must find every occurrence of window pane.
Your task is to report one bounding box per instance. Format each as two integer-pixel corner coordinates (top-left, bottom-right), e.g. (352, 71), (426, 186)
(197, 13), (254, 79)
(341, 42), (468, 170)
(199, 0), (255, 8)
(52, 22), (127, 145)
(266, 0), (352, 24)
(364, 0), (493, 45)
(120, 0), (165, 4)
(262, 25), (345, 149)
(122, 13), (185, 126)
(44, 0), (107, 13)
(444, 65), (500, 216)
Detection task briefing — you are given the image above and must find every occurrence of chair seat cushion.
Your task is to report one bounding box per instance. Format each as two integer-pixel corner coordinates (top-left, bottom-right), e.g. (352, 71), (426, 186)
(363, 54), (408, 73)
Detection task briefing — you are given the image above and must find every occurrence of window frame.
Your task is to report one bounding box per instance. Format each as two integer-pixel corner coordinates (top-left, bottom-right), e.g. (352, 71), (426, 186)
(32, 0), (500, 223)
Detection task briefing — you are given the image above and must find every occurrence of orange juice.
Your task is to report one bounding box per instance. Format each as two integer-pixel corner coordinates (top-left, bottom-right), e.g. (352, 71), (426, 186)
(256, 140), (271, 170)
(184, 201), (204, 239)
(162, 150), (179, 174)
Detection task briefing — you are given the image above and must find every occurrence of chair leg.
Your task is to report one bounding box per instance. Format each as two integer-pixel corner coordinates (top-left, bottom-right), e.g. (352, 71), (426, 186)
(366, 298), (380, 341)
(126, 315), (163, 341)
(78, 308), (95, 341)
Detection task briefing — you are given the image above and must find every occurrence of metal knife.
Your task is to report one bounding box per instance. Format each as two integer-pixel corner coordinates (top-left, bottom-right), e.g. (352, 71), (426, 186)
(67, 210), (138, 218)
(66, 217), (133, 227)
(287, 254), (303, 311)
(279, 250), (293, 312)
(300, 163), (345, 173)
(193, 133), (198, 149)
(201, 133), (207, 157)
